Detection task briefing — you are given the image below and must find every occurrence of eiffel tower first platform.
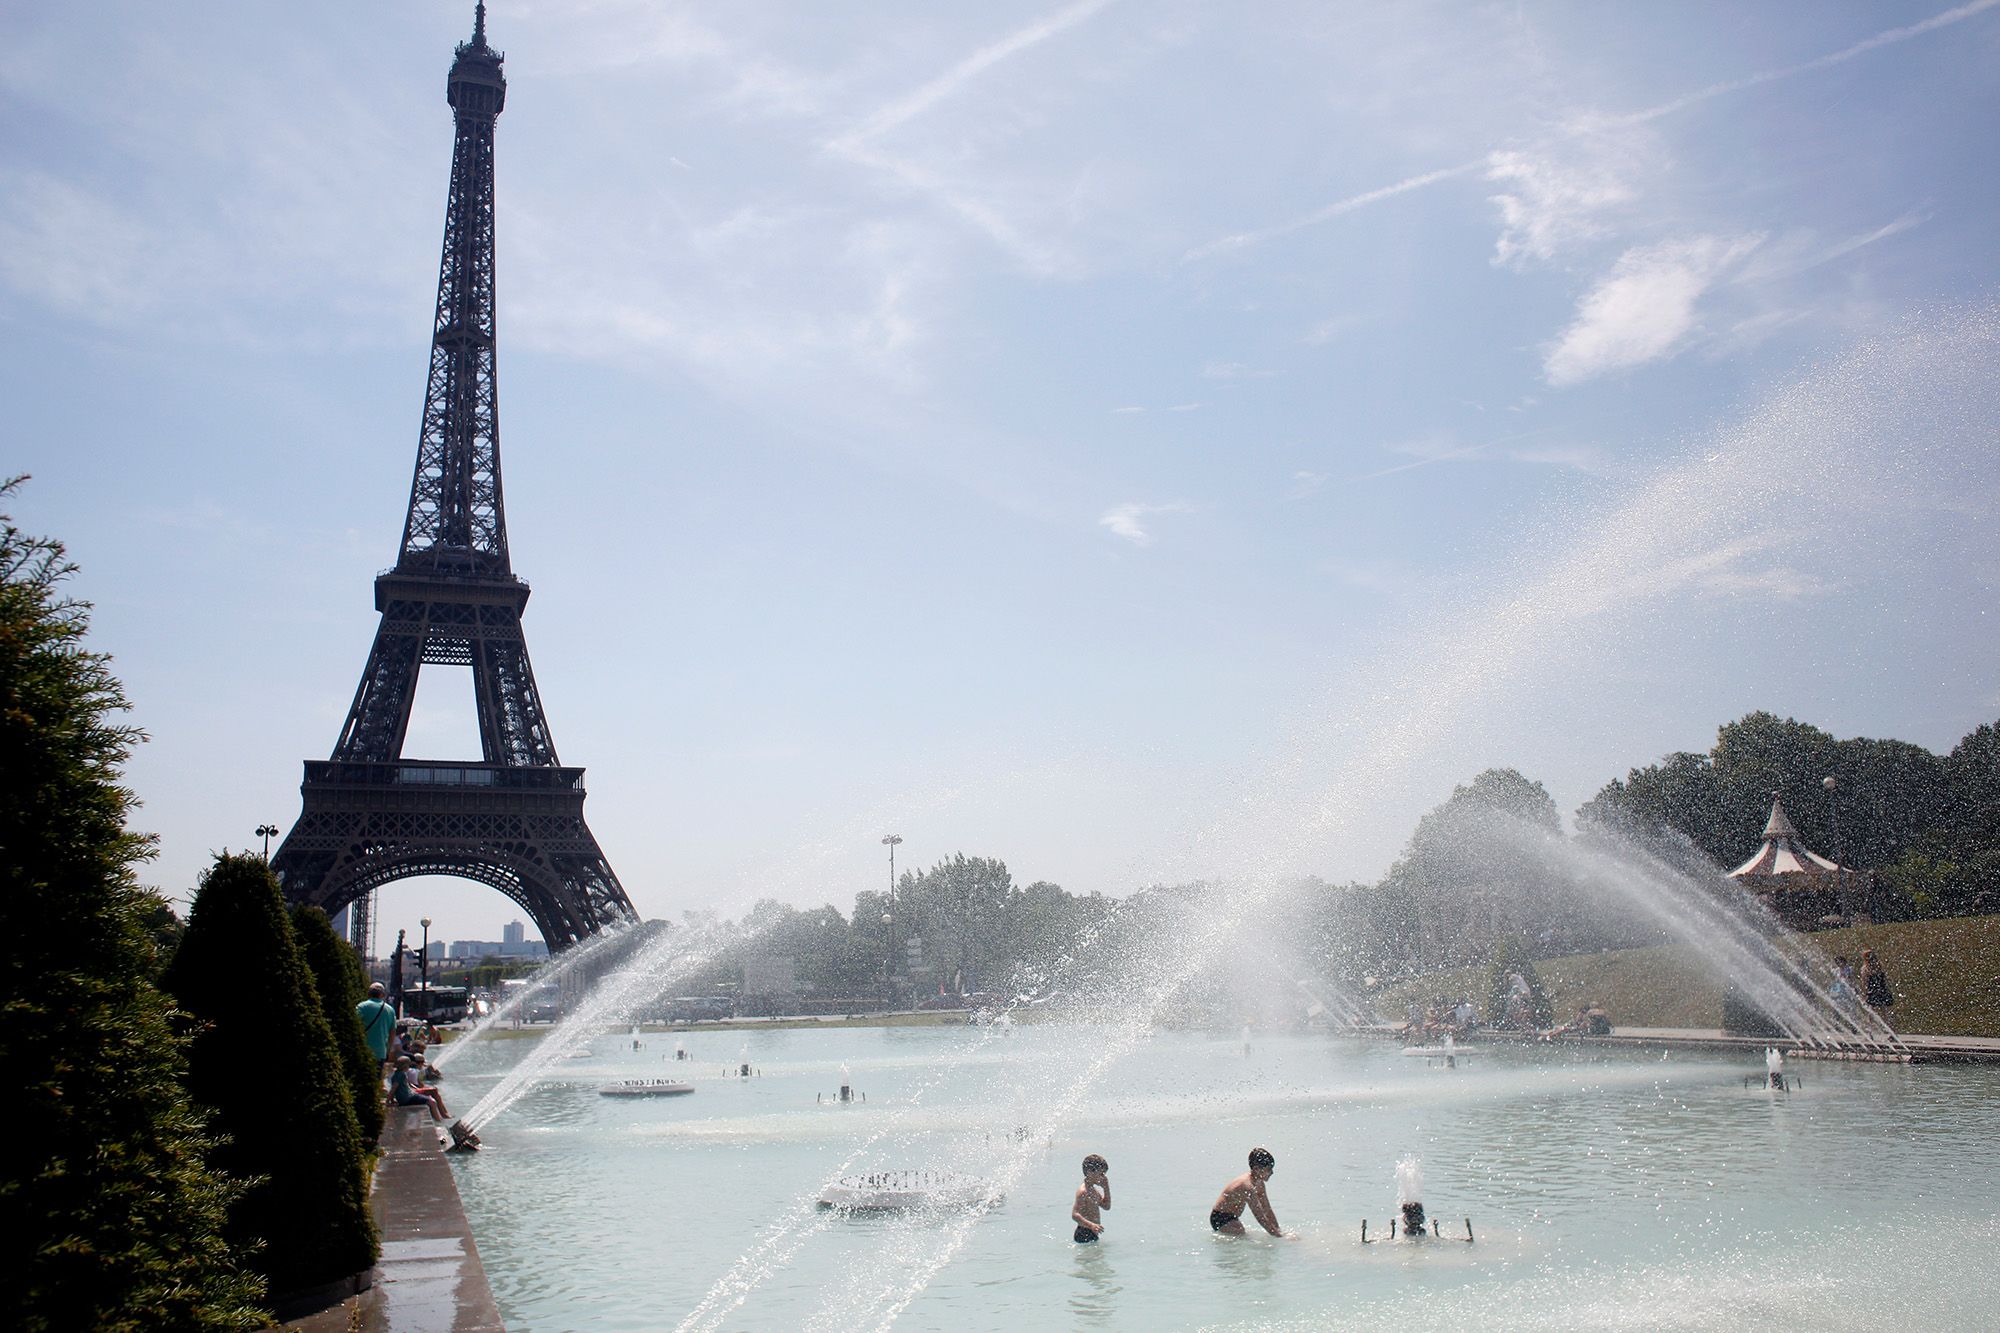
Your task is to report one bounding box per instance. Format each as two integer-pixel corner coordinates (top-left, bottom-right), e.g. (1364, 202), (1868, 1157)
(274, 5), (637, 949)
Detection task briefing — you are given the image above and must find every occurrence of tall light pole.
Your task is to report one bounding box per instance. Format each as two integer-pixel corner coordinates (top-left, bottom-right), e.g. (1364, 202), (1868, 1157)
(1822, 775), (1843, 865)
(419, 915), (432, 1016)
(256, 823), (280, 860)
(882, 834), (902, 1004)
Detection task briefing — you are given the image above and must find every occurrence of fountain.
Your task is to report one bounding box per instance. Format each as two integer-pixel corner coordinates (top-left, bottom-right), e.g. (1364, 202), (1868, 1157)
(439, 318), (2000, 1329)
(815, 1170), (999, 1213)
(817, 1064), (862, 1104)
(457, 919), (742, 1134)
(1747, 1046), (1803, 1092)
(1395, 1155), (1426, 1236)
(429, 924), (634, 1073)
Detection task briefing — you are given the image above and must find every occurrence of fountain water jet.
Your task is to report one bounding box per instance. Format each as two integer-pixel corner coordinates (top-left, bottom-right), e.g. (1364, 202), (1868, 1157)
(460, 920), (742, 1134)
(430, 924), (633, 1073)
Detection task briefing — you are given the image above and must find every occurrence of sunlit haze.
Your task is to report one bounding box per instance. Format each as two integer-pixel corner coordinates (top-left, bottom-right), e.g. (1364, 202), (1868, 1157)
(4, 1), (1996, 948)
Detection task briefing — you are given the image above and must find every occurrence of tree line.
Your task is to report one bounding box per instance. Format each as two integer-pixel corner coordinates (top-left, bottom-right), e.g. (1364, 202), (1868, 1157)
(1305, 711), (2000, 982)
(674, 853), (1117, 1004)
(666, 710), (1999, 1008)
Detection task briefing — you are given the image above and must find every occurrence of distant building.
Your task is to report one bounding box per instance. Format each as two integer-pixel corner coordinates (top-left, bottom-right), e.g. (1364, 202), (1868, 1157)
(504, 920), (526, 947)
(447, 932), (548, 960)
(1729, 793), (1876, 930)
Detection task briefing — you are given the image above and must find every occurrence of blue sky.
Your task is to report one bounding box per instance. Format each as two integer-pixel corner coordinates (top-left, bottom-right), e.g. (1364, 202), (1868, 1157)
(4, 1), (1997, 949)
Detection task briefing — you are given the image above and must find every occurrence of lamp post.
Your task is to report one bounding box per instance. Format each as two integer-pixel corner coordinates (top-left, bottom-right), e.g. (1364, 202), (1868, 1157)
(255, 823), (280, 860)
(419, 916), (432, 1016)
(1822, 775), (1843, 866)
(881, 834), (902, 1006)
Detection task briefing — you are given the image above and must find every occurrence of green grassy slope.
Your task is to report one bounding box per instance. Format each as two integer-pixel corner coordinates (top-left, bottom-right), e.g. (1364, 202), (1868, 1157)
(1376, 915), (2000, 1037)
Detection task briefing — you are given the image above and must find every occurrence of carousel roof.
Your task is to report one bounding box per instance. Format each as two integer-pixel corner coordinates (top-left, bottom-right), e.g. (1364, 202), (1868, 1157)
(1728, 794), (1847, 878)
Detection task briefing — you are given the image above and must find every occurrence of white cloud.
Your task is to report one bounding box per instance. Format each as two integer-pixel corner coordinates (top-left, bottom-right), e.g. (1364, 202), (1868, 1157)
(1286, 470), (1329, 500)
(827, 0), (1112, 152)
(1505, 443), (1617, 476)
(1201, 360), (1275, 380)
(1301, 314), (1370, 345)
(1110, 405), (1147, 414)
(1485, 140), (1639, 268)
(1543, 234), (1763, 386)
(1321, 557), (1422, 595)
(1099, 501), (1193, 546)
(1185, 2), (1995, 261)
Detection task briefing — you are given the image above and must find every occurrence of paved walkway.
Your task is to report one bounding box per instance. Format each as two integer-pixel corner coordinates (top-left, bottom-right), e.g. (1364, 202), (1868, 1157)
(286, 1109), (503, 1333)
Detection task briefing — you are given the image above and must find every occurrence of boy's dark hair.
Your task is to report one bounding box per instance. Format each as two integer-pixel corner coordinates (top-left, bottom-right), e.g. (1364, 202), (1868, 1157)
(1248, 1147), (1275, 1170)
(1082, 1154), (1108, 1175)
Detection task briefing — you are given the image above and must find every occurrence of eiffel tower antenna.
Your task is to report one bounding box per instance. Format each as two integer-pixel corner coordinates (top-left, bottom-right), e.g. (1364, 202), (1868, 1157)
(275, 6), (638, 948)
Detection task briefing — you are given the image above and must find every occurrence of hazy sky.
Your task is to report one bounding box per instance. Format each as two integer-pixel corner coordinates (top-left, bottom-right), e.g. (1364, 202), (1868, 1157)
(5, 1), (1997, 949)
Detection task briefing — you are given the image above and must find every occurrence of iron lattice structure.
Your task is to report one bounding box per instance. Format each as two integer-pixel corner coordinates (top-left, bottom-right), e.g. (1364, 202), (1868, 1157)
(274, 6), (637, 949)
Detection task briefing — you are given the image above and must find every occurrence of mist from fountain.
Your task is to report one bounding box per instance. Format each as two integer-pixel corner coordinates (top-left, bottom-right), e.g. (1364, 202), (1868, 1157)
(1481, 814), (1902, 1051)
(652, 313), (1997, 1329)
(430, 924), (634, 1073)
(460, 920), (742, 1134)
(1395, 1155), (1424, 1207)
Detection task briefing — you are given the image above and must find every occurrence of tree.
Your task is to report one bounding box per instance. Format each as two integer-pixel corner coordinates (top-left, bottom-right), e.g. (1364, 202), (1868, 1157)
(896, 855), (1016, 992)
(1379, 769), (1566, 969)
(291, 905), (385, 1146)
(0, 479), (262, 1330)
(163, 855), (376, 1295)
(1579, 713), (1947, 873)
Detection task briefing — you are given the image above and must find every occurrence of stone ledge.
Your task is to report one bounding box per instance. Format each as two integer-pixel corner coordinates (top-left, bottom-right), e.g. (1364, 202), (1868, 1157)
(285, 1108), (503, 1332)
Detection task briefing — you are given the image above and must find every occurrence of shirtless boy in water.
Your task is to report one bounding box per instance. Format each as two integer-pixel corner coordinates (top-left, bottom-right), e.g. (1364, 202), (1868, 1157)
(1209, 1147), (1285, 1237)
(1071, 1154), (1111, 1242)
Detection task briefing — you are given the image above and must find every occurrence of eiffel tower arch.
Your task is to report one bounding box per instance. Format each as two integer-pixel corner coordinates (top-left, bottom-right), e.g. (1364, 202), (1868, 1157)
(274, 5), (637, 949)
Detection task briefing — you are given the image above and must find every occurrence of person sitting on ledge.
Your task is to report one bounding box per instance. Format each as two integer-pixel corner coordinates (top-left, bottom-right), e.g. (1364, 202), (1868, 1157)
(1544, 1004), (1592, 1039)
(390, 1055), (449, 1121)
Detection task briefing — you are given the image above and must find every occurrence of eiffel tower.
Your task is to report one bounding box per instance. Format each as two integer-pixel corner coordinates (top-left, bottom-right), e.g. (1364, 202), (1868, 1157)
(274, 4), (637, 949)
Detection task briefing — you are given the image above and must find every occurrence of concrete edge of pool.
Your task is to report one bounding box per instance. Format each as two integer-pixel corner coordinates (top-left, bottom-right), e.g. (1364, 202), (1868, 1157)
(285, 1108), (505, 1333)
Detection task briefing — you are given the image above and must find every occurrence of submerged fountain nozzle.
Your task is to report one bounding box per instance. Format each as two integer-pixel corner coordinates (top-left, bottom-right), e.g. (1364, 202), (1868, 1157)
(1400, 1200), (1427, 1236)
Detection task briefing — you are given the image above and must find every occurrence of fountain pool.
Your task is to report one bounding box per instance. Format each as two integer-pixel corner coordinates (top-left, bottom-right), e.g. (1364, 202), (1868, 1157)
(444, 1024), (1997, 1330)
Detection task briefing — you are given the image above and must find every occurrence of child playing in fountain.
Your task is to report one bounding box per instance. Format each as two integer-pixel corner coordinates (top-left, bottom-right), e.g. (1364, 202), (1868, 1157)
(1071, 1154), (1111, 1243)
(1209, 1147), (1287, 1237)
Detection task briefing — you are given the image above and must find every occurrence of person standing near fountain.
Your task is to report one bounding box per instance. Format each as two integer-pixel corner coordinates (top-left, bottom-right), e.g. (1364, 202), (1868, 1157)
(1071, 1155), (1111, 1243)
(357, 981), (395, 1067)
(1859, 949), (1896, 1026)
(1209, 1147), (1286, 1237)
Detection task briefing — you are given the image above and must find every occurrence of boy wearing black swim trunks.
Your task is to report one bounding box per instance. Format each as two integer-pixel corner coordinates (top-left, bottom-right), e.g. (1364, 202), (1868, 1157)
(1209, 1146), (1285, 1237)
(1071, 1154), (1111, 1242)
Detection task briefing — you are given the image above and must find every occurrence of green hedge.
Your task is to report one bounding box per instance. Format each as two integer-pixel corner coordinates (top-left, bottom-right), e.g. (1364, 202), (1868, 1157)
(164, 854), (377, 1294)
(292, 905), (386, 1146)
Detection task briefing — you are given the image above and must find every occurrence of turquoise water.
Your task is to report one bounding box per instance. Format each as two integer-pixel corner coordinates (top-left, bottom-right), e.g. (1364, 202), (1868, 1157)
(445, 1025), (1998, 1331)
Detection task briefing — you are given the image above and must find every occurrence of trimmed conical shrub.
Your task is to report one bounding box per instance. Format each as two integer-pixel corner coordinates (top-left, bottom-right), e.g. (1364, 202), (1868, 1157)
(164, 854), (376, 1294)
(292, 904), (386, 1145)
(0, 481), (263, 1331)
